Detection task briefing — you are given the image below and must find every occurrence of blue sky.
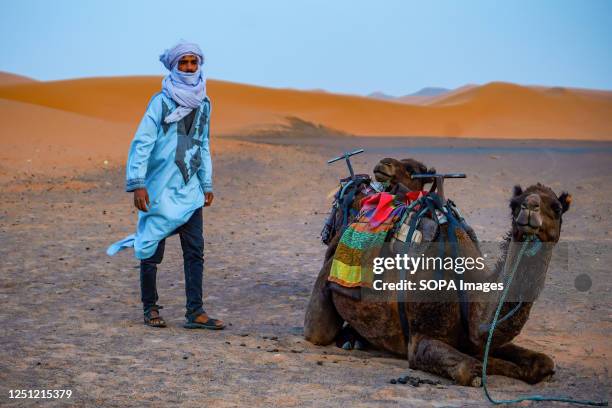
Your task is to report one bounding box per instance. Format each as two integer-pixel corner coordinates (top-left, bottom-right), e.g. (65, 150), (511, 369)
(1, 0), (611, 95)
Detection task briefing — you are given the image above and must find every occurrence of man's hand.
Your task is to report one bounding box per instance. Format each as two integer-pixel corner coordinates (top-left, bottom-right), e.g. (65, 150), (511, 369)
(133, 188), (150, 212)
(204, 192), (214, 207)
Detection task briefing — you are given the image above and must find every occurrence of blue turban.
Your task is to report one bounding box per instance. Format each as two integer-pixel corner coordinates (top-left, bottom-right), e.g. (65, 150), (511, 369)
(159, 40), (207, 123)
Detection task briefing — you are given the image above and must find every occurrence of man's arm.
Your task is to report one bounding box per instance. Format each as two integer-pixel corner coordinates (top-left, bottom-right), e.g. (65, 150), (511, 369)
(197, 104), (214, 207)
(126, 96), (161, 211)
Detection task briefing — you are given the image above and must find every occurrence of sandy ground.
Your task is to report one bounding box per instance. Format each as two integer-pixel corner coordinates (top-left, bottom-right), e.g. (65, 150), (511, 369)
(0, 132), (610, 407)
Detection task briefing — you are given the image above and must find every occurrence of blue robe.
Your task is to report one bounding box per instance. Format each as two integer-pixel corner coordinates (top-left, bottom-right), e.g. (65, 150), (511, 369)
(107, 93), (213, 259)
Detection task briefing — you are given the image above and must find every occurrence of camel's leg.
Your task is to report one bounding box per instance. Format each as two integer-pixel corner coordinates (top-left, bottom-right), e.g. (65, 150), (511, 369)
(304, 258), (343, 345)
(323, 232), (341, 263)
(490, 342), (555, 384)
(408, 333), (543, 385)
(408, 333), (483, 386)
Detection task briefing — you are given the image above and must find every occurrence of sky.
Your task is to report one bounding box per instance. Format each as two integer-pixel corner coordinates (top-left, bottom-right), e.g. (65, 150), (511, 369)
(1, 0), (611, 95)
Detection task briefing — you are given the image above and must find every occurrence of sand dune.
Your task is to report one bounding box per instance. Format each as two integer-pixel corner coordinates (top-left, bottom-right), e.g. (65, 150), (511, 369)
(370, 84), (612, 106)
(0, 75), (610, 142)
(0, 71), (36, 86)
(0, 98), (132, 179)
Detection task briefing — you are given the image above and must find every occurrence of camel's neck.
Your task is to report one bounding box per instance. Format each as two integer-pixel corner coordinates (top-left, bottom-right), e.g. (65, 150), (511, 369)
(470, 235), (554, 341)
(500, 236), (553, 302)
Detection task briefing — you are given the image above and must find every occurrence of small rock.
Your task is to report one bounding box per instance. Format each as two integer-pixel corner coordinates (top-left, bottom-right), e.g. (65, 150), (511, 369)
(316, 361), (323, 366)
(389, 379), (397, 384)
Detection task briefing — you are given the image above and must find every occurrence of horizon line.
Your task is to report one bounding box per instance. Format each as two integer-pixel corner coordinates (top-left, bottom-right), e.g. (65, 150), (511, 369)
(2, 70), (612, 96)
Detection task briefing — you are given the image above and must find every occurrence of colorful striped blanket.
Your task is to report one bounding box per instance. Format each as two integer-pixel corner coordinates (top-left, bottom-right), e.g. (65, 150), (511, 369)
(328, 192), (406, 288)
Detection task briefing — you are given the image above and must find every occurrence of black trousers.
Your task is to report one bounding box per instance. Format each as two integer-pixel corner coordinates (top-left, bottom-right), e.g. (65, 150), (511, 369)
(140, 207), (205, 318)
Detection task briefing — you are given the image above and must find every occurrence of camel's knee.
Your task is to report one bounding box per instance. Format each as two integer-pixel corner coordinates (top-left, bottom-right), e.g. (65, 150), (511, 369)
(303, 297), (342, 345)
(408, 333), (482, 386)
(304, 305), (341, 345)
(304, 258), (343, 346)
(304, 324), (335, 346)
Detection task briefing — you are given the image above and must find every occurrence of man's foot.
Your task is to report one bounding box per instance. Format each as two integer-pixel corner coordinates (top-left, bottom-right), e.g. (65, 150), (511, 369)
(184, 312), (225, 330)
(144, 306), (166, 328)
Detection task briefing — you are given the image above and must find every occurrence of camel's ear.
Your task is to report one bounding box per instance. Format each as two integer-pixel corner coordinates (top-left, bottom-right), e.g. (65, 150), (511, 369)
(512, 185), (523, 197)
(510, 185), (523, 213)
(558, 192), (572, 213)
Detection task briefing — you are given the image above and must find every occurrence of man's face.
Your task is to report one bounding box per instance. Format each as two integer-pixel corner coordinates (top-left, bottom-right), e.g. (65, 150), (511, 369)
(177, 54), (199, 73)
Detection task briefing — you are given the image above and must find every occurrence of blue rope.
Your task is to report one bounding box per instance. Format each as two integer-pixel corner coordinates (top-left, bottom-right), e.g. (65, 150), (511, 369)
(479, 300), (522, 333)
(481, 235), (608, 406)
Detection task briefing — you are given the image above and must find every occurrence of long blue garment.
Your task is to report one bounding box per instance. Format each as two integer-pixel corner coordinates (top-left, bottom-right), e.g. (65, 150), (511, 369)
(107, 92), (213, 259)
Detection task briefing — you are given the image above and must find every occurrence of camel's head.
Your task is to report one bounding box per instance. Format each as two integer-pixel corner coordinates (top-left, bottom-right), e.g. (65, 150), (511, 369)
(510, 183), (572, 243)
(373, 158), (435, 191)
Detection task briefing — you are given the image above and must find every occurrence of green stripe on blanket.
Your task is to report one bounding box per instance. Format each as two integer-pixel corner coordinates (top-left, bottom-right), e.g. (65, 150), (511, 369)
(329, 217), (396, 287)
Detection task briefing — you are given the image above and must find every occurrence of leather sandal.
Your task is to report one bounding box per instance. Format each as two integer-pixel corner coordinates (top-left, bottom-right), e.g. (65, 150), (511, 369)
(144, 306), (167, 328)
(183, 312), (225, 330)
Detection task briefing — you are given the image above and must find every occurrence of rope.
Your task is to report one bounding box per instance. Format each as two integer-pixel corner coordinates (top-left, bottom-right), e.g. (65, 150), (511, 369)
(481, 235), (608, 406)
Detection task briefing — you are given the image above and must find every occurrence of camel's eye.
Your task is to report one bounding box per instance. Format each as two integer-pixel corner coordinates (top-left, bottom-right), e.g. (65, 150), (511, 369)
(551, 201), (562, 216)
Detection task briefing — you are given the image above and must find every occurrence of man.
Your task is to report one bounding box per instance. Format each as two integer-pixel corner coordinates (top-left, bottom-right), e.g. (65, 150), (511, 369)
(107, 41), (224, 330)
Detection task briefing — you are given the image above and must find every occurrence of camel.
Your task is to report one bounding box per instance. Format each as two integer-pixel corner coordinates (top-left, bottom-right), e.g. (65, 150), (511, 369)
(305, 183), (572, 386)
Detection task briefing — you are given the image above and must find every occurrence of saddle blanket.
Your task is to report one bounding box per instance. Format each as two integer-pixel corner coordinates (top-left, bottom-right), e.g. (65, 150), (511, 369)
(328, 192), (423, 288)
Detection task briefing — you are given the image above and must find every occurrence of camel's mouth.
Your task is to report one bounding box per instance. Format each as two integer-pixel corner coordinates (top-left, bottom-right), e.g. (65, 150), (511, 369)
(514, 201), (543, 236)
(516, 221), (540, 234)
(373, 170), (392, 182)
(373, 163), (394, 182)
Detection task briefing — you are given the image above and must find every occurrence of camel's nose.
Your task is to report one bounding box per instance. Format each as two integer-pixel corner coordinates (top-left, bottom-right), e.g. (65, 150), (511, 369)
(522, 194), (541, 212)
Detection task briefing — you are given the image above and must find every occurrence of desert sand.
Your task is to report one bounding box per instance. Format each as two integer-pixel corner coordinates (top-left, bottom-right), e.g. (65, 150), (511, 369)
(1, 72), (611, 151)
(0, 73), (610, 407)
